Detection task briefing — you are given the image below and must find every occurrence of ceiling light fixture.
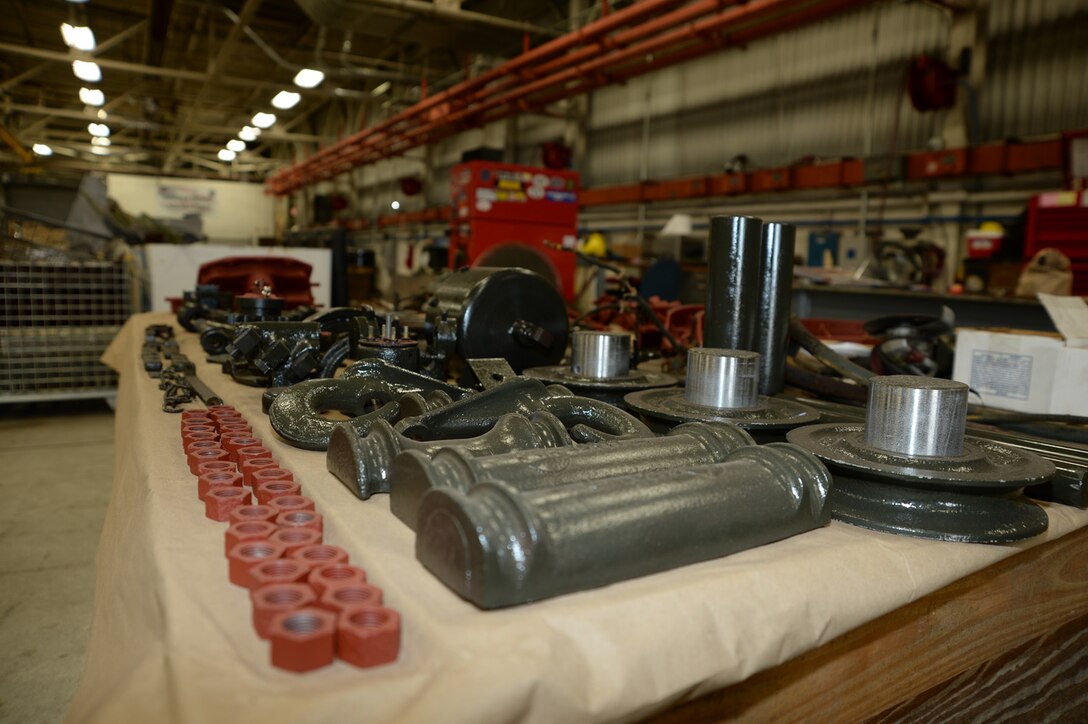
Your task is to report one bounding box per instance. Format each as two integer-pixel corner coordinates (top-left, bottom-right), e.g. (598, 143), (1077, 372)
(91, 146), (110, 156)
(32, 143), (53, 156)
(96, 109), (108, 120)
(87, 122), (110, 137)
(61, 23), (96, 52)
(251, 112), (276, 129)
(226, 139), (246, 152)
(271, 91), (301, 110)
(293, 68), (325, 89)
(218, 149), (237, 162)
(238, 126), (261, 141)
(371, 81), (390, 97)
(79, 87), (105, 107)
(72, 60), (102, 83)
(91, 137), (110, 146)
(391, 200), (400, 210)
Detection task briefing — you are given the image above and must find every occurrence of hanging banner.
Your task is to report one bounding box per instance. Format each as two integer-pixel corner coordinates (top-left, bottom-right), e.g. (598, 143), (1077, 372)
(156, 185), (217, 215)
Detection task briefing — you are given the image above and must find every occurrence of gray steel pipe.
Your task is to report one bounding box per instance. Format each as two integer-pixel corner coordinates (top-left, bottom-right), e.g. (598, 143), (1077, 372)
(864, 376), (969, 457)
(327, 412), (572, 500)
(704, 215), (762, 351)
(415, 443), (832, 608)
(390, 420), (756, 527)
(755, 222), (796, 395)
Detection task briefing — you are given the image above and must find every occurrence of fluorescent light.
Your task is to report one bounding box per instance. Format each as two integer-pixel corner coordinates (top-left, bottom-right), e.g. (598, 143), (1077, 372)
(226, 139), (246, 152)
(238, 126), (261, 141)
(79, 87), (105, 107)
(91, 137), (110, 146)
(293, 68), (325, 89)
(72, 60), (102, 83)
(371, 81), (390, 97)
(61, 23), (96, 51)
(87, 122), (110, 137)
(91, 146), (110, 156)
(32, 143), (53, 156)
(251, 112), (276, 129)
(391, 200), (400, 210)
(217, 149), (237, 162)
(271, 91), (301, 110)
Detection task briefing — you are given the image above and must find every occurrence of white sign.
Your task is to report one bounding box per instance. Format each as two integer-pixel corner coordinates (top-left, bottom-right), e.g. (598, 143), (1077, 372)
(157, 185), (217, 215)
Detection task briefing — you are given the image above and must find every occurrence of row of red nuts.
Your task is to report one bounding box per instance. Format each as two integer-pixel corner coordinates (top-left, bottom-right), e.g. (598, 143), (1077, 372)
(181, 405), (400, 671)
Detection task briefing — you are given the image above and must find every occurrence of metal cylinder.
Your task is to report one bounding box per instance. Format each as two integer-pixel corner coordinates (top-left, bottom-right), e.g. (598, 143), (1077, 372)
(704, 215), (762, 351)
(864, 375), (969, 457)
(327, 413), (572, 500)
(684, 348), (760, 410)
(414, 443), (832, 608)
(755, 222), (796, 395)
(389, 420), (756, 527)
(570, 331), (631, 379)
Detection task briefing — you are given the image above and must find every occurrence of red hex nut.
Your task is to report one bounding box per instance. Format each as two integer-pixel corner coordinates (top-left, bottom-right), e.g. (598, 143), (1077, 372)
(228, 504), (277, 525)
(213, 414), (246, 429)
(187, 447), (229, 475)
(222, 436), (262, 461)
(256, 480), (300, 504)
(197, 460), (236, 478)
(309, 563), (367, 598)
(248, 557), (310, 590)
(198, 470), (244, 500)
(268, 527), (323, 555)
(319, 581), (383, 614)
(181, 426), (217, 444)
(228, 539), (286, 587)
(275, 510), (323, 535)
(219, 421), (253, 434)
(204, 486), (252, 522)
(181, 410), (213, 423)
(225, 520), (278, 556)
(270, 495), (315, 515)
(241, 458), (278, 487)
(251, 583), (315, 639)
(236, 446), (271, 468)
(269, 607), (336, 673)
(291, 544), (348, 572)
(206, 405), (236, 418)
(184, 438), (221, 456)
(252, 467), (294, 486)
(337, 606), (401, 669)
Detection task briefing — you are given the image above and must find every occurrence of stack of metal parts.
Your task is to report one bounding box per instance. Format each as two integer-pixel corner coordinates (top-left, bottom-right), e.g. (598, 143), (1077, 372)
(788, 376), (1055, 543)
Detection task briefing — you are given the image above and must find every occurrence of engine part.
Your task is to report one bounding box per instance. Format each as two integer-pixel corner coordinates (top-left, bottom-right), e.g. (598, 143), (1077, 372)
(205, 486), (252, 521)
(353, 312), (421, 371)
(864, 310), (955, 377)
(424, 267), (569, 375)
(327, 411), (573, 500)
(309, 563), (368, 598)
(269, 528), (323, 555)
(704, 216), (762, 351)
(831, 474), (1050, 543)
(625, 348), (818, 437)
(318, 582), (384, 615)
(754, 222), (796, 395)
(251, 583), (316, 640)
(416, 443), (831, 608)
(228, 540), (286, 588)
(390, 420), (755, 528)
(225, 521), (278, 556)
(394, 376), (651, 443)
(269, 607), (337, 672)
(463, 358), (519, 390)
(337, 606), (401, 669)
(225, 322), (322, 388)
(197, 256), (316, 309)
(523, 331), (677, 407)
(786, 377), (1055, 491)
(341, 358), (472, 398)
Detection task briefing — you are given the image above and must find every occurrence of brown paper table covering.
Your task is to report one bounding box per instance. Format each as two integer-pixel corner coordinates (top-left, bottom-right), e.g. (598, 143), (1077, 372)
(65, 312), (1088, 723)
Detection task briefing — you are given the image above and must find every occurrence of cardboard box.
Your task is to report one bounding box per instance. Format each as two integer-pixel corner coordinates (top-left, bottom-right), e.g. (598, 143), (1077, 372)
(952, 294), (1088, 414)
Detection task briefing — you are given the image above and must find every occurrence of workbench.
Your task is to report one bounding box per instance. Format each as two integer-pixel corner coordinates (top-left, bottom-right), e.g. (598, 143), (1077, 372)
(67, 312), (1088, 723)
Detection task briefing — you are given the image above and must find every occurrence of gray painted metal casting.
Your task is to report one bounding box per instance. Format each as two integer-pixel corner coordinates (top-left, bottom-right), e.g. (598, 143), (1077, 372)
(704, 215), (762, 352)
(754, 222), (796, 396)
(327, 412), (573, 500)
(390, 420), (757, 527)
(414, 443), (832, 608)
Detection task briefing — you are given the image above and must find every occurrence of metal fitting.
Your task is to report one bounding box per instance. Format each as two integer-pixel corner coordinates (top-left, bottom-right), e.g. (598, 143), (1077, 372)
(184, 439), (221, 456)
(225, 520), (278, 556)
(198, 460), (237, 479)
(269, 527), (323, 555)
(198, 470), (243, 500)
(309, 563), (368, 598)
(327, 411), (572, 500)
(236, 446), (272, 468)
(337, 606), (401, 669)
(204, 486), (252, 522)
(251, 583), (316, 639)
(275, 510), (324, 534)
(415, 442), (832, 607)
(228, 539), (286, 588)
(222, 435), (263, 462)
(390, 420), (756, 528)
(228, 504), (277, 525)
(187, 447), (230, 475)
(270, 495), (316, 515)
(290, 544), (349, 573)
(256, 480), (301, 505)
(251, 467), (295, 487)
(241, 458), (278, 487)
(318, 582), (383, 615)
(248, 558), (311, 590)
(268, 607), (337, 672)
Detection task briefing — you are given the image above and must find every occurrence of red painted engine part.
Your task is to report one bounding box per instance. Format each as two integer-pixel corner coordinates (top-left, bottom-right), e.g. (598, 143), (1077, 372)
(269, 607), (336, 672)
(337, 606), (401, 669)
(251, 583), (316, 640)
(197, 256), (315, 309)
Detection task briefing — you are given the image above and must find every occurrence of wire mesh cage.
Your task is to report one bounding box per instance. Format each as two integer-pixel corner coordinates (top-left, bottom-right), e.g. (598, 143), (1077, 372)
(0, 260), (135, 402)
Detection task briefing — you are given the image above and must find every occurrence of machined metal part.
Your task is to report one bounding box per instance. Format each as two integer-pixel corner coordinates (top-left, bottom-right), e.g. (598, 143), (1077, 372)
(704, 215), (762, 351)
(353, 312), (421, 372)
(395, 377), (652, 443)
(390, 420), (756, 528)
(754, 222), (796, 396)
(523, 331), (677, 407)
(226, 321), (322, 387)
(341, 359), (471, 401)
(268, 378), (403, 450)
(625, 348), (819, 433)
(327, 411), (573, 500)
(415, 442), (832, 608)
(831, 474), (1049, 543)
(864, 376), (968, 457)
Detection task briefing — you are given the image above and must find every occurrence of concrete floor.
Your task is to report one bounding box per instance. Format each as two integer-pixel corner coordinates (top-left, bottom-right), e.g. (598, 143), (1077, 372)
(0, 400), (114, 724)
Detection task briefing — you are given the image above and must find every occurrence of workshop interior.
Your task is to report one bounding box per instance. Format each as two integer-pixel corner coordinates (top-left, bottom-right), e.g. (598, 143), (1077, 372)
(2, 0), (1088, 720)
